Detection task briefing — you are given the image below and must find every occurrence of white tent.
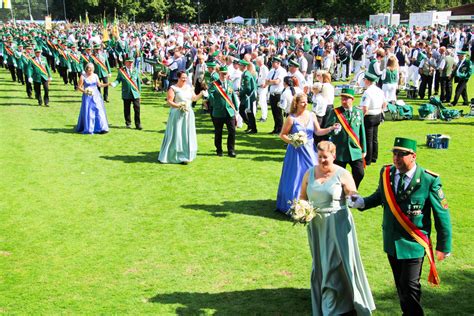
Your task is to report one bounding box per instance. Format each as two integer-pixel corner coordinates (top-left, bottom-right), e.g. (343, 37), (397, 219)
(225, 16), (245, 24)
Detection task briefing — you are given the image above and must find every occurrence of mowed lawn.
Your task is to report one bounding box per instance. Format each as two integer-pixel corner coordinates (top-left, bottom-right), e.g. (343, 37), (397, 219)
(0, 68), (473, 315)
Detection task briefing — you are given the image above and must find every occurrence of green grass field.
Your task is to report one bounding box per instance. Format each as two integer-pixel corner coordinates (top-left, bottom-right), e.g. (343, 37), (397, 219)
(0, 68), (473, 315)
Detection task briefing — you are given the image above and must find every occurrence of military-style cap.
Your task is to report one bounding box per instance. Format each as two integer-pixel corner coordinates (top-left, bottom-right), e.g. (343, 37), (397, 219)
(229, 43), (237, 50)
(34, 46), (42, 52)
(184, 43), (191, 49)
(206, 61), (217, 67)
(456, 51), (468, 55)
(124, 57), (134, 63)
(272, 56), (282, 63)
(392, 137), (417, 153)
(93, 44), (101, 49)
(288, 45), (296, 51)
(210, 50), (220, 57)
(232, 59), (239, 64)
(289, 59), (300, 67)
(219, 65), (228, 73)
(340, 88), (355, 99)
(238, 59), (249, 66)
(364, 72), (379, 82)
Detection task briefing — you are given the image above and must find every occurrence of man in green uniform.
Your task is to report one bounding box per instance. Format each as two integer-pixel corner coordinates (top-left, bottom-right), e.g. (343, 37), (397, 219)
(325, 88), (366, 188)
(3, 36), (17, 82)
(438, 47), (454, 103)
(450, 51), (472, 106)
(209, 66), (238, 157)
(111, 57), (142, 130)
(203, 61), (219, 113)
(21, 44), (33, 98)
(56, 42), (70, 85)
(351, 137), (452, 316)
(68, 44), (83, 90)
(14, 43), (25, 85)
(92, 44), (112, 102)
(238, 59), (257, 134)
(27, 47), (52, 106)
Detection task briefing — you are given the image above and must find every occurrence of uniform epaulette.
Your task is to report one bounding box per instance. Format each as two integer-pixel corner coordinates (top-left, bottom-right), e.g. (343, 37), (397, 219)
(424, 169), (439, 177)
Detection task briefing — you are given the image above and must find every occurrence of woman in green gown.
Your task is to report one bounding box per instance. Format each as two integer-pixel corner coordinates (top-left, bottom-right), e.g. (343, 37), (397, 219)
(300, 141), (375, 316)
(158, 71), (206, 164)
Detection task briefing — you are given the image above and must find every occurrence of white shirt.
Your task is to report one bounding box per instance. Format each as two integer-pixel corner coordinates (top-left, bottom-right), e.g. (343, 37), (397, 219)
(266, 66), (287, 94)
(361, 84), (386, 115)
(312, 93), (328, 116)
(289, 69), (306, 90)
(298, 56), (308, 74)
(230, 68), (242, 91)
(280, 86), (302, 113)
(257, 64), (269, 86)
(322, 82), (335, 105)
(394, 165), (417, 192)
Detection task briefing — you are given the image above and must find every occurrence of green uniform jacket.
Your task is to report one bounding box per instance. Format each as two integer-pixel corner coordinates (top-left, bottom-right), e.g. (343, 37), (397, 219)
(325, 107), (366, 162)
(27, 55), (52, 82)
(362, 164), (452, 259)
(91, 52), (111, 78)
(209, 79), (238, 118)
(57, 48), (70, 68)
(20, 52), (32, 73)
(455, 59), (472, 80)
(68, 51), (83, 73)
(3, 45), (17, 66)
(239, 70), (257, 109)
(112, 67), (141, 100)
(14, 50), (25, 69)
(115, 40), (129, 59)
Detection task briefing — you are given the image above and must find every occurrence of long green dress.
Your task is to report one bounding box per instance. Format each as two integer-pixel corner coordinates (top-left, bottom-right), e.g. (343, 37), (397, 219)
(306, 166), (375, 316)
(158, 84), (197, 163)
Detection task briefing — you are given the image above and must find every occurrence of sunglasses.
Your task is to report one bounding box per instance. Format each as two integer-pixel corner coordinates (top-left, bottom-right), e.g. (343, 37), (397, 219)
(392, 150), (412, 157)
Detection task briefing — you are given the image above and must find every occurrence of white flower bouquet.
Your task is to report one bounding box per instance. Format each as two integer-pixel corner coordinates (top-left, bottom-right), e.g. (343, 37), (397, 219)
(84, 87), (94, 96)
(178, 101), (189, 112)
(287, 199), (317, 225)
(288, 131), (308, 148)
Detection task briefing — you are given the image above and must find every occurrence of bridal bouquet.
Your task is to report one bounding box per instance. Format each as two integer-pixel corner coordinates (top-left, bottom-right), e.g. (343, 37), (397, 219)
(287, 199), (317, 225)
(288, 131), (308, 148)
(84, 87), (94, 96)
(178, 101), (189, 112)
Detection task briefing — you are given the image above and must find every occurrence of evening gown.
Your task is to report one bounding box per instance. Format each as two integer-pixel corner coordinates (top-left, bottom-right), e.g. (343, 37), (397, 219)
(276, 112), (318, 213)
(306, 166), (375, 316)
(76, 74), (109, 134)
(158, 84), (197, 163)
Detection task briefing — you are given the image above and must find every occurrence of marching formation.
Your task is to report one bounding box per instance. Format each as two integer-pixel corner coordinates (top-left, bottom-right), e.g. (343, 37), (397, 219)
(1, 20), (464, 316)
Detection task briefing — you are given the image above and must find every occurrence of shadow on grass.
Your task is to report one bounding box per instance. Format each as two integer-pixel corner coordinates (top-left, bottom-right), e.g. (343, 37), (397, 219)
(373, 268), (474, 315)
(31, 126), (77, 134)
(101, 151), (158, 163)
(427, 121), (474, 126)
(148, 287), (311, 315)
(181, 199), (289, 221)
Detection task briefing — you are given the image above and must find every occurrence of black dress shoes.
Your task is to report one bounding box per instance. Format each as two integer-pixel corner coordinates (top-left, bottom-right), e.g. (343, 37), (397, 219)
(228, 151), (237, 158)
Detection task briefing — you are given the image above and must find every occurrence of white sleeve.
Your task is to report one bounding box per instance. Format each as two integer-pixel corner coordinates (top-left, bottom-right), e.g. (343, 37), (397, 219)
(360, 91), (370, 108)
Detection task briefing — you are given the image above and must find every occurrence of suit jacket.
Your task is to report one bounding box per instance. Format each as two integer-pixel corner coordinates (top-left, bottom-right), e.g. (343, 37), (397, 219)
(362, 164), (452, 259)
(209, 79), (238, 118)
(455, 59), (472, 80)
(239, 70), (257, 108)
(325, 107), (366, 162)
(112, 67), (141, 99)
(91, 52), (111, 78)
(27, 56), (52, 82)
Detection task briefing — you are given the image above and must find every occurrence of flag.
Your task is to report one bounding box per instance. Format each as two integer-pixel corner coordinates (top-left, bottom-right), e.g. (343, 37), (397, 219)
(3, 0), (12, 9)
(85, 11), (89, 25)
(112, 9), (119, 39)
(79, 15), (82, 24)
(102, 15), (109, 42)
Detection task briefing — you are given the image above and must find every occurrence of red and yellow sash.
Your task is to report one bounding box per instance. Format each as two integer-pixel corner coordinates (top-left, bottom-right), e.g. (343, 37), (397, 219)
(4, 46), (14, 56)
(213, 81), (237, 112)
(58, 49), (68, 60)
(47, 40), (57, 51)
(81, 54), (90, 63)
(119, 68), (139, 92)
(382, 166), (440, 286)
(90, 54), (109, 73)
(334, 107), (366, 167)
(69, 52), (80, 64)
(30, 58), (48, 77)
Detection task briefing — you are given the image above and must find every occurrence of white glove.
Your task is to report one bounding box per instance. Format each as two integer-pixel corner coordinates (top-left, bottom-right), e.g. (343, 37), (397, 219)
(201, 90), (209, 98)
(55, 60), (59, 65)
(110, 81), (118, 88)
(3, 60), (6, 65)
(108, 73), (112, 78)
(28, 77), (33, 83)
(347, 194), (365, 209)
(48, 77), (53, 82)
(245, 108), (251, 114)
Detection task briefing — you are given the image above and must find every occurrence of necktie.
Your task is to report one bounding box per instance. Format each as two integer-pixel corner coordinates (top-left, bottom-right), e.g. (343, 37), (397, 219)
(397, 173), (407, 195)
(271, 69), (276, 80)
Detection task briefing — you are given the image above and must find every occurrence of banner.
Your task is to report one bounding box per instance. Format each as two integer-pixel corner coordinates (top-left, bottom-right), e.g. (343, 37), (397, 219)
(3, 0), (12, 9)
(45, 16), (52, 30)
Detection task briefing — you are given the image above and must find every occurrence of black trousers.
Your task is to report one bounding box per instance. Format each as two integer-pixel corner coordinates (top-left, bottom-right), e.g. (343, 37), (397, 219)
(269, 93), (282, 133)
(433, 72), (440, 95)
(123, 98), (141, 127)
(452, 78), (469, 105)
(212, 115), (236, 153)
(364, 114), (381, 165)
(388, 255), (424, 316)
(33, 78), (49, 105)
(68, 72), (79, 90)
(335, 159), (364, 188)
(47, 55), (56, 72)
(418, 74), (433, 100)
(98, 76), (109, 101)
(16, 67), (24, 84)
(314, 104), (334, 144)
(439, 76), (452, 102)
(7, 64), (16, 81)
(24, 72), (32, 97)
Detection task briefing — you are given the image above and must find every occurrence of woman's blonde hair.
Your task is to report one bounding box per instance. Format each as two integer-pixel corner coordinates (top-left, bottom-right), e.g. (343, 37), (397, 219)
(85, 63), (95, 73)
(317, 141), (336, 155)
(322, 71), (331, 83)
(386, 55), (399, 71)
(289, 93), (307, 114)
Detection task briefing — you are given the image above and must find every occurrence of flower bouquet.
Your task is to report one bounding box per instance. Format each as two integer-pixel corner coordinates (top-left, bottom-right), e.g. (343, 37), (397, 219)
(84, 87), (94, 96)
(287, 199), (317, 225)
(288, 131), (308, 148)
(178, 101), (189, 113)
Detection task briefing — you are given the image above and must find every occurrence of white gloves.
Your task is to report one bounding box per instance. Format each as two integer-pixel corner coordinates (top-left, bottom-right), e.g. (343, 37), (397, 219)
(110, 82), (118, 88)
(347, 194), (365, 209)
(48, 77), (53, 82)
(245, 108), (251, 114)
(28, 77), (33, 83)
(201, 90), (209, 98)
